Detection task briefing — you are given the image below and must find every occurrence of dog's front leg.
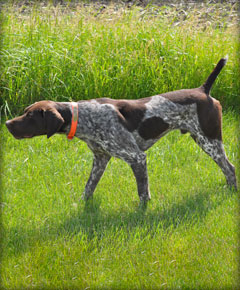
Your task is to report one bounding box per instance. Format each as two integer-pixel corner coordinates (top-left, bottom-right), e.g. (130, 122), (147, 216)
(130, 153), (151, 202)
(82, 153), (111, 200)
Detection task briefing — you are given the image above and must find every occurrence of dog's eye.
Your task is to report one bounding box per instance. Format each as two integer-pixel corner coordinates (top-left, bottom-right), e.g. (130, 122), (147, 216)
(39, 110), (44, 118)
(26, 111), (33, 118)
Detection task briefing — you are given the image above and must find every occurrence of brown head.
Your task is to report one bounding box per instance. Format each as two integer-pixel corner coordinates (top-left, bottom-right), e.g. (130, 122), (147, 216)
(5, 100), (66, 139)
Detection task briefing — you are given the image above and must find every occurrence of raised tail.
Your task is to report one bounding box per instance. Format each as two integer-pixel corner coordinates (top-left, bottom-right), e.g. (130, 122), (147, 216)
(200, 56), (228, 94)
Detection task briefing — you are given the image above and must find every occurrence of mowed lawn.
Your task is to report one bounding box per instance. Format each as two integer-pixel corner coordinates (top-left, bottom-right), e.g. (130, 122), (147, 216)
(1, 111), (239, 289)
(1, 2), (239, 289)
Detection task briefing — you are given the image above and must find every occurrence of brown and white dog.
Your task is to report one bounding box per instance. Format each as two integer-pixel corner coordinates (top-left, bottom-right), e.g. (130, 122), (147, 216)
(6, 57), (237, 202)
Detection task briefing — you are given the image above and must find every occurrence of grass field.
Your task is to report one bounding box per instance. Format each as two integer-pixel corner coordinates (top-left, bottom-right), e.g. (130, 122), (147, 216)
(1, 2), (240, 289)
(1, 111), (239, 289)
(0, 2), (239, 115)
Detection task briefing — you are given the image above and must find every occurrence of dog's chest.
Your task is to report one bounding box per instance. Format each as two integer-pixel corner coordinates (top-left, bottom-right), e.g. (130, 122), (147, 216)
(74, 101), (120, 140)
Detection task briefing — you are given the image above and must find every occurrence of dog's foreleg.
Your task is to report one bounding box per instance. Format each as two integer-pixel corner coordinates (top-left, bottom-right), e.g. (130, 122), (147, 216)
(82, 153), (111, 200)
(130, 153), (151, 202)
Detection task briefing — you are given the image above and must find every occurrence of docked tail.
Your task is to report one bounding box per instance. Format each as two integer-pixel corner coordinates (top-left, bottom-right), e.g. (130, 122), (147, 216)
(200, 56), (228, 94)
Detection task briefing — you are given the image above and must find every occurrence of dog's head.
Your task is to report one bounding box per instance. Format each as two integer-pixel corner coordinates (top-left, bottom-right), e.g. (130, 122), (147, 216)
(6, 101), (64, 139)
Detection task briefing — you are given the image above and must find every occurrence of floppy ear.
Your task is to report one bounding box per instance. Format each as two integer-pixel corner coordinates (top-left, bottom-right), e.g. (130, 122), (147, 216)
(44, 109), (64, 138)
(24, 102), (37, 113)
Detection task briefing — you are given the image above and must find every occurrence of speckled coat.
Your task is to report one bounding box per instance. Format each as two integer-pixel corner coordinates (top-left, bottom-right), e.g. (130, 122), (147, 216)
(6, 57), (237, 202)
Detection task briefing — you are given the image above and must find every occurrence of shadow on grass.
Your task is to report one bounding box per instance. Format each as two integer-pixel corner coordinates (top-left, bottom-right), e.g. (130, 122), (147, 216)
(6, 186), (236, 257)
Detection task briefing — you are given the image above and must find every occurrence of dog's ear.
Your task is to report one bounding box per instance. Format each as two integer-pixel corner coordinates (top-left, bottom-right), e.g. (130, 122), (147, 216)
(24, 102), (37, 113)
(44, 108), (64, 138)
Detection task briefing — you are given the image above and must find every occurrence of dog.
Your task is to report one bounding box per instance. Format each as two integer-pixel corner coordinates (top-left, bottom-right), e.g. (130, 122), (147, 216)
(6, 57), (237, 202)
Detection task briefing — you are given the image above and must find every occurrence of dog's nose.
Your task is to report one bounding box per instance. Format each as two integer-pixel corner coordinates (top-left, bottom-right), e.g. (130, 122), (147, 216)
(6, 120), (12, 130)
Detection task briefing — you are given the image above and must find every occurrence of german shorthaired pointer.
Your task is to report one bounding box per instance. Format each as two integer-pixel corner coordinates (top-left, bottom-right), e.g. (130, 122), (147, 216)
(6, 57), (237, 202)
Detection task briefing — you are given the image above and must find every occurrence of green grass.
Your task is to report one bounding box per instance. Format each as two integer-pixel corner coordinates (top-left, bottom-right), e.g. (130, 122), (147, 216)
(1, 111), (239, 289)
(0, 2), (239, 117)
(1, 2), (240, 289)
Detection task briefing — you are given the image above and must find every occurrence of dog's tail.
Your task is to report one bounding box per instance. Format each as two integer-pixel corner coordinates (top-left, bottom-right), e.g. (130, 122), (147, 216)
(200, 56), (228, 94)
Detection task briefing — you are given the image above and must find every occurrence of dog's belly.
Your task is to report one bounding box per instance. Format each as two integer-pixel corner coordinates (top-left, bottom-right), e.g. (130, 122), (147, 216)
(132, 129), (170, 151)
(75, 97), (200, 154)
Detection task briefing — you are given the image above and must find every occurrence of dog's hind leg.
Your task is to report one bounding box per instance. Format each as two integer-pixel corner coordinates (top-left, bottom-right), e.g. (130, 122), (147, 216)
(191, 134), (237, 190)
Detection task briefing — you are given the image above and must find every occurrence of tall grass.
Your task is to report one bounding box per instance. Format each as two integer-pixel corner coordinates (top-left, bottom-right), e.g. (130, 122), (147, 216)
(1, 3), (240, 289)
(0, 2), (239, 117)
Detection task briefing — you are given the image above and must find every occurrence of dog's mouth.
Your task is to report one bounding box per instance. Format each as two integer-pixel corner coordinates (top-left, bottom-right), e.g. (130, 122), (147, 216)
(6, 121), (34, 139)
(14, 135), (34, 139)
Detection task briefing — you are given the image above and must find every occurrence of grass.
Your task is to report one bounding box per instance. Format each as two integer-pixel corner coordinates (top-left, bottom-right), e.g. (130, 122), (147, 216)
(1, 2), (240, 289)
(0, 2), (239, 117)
(1, 110), (239, 289)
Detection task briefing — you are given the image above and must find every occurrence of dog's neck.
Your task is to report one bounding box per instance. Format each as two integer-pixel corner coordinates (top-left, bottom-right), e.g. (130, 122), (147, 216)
(55, 102), (74, 134)
(67, 102), (79, 139)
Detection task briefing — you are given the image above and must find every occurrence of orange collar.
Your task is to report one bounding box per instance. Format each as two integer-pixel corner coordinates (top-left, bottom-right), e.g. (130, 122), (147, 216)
(67, 102), (78, 140)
